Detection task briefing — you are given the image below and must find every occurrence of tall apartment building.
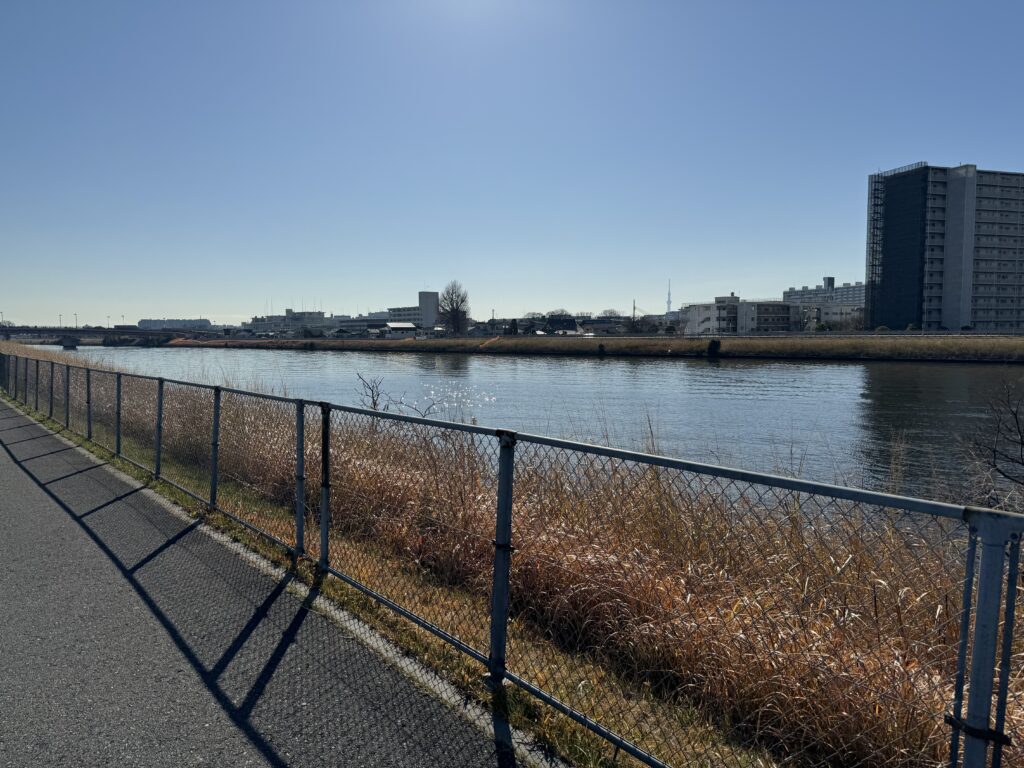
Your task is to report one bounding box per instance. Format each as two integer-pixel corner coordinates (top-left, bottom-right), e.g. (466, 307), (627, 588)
(866, 162), (1024, 332)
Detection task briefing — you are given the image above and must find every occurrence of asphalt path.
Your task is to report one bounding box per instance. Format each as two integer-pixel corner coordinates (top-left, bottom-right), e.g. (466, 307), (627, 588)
(0, 398), (530, 767)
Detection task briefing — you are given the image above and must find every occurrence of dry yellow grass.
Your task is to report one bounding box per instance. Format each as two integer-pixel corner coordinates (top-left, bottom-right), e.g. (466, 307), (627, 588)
(168, 333), (1024, 362)
(4, 341), (1020, 767)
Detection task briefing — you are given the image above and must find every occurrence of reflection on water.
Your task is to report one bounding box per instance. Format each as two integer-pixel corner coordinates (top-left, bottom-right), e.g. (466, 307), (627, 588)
(44, 345), (1024, 496)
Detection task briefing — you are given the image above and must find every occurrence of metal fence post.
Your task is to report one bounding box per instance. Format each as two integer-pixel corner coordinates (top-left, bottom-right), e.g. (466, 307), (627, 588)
(22, 356), (28, 404)
(487, 430), (517, 685)
(295, 400), (306, 557)
(957, 509), (1024, 767)
(85, 368), (92, 440)
(209, 387), (221, 509)
(318, 402), (330, 570)
(155, 378), (164, 478)
(48, 361), (54, 418)
(115, 373), (122, 456)
(63, 364), (70, 429)
(34, 359), (39, 411)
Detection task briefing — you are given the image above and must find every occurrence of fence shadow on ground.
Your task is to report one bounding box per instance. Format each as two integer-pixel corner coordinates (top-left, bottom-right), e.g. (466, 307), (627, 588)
(0, 412), (523, 768)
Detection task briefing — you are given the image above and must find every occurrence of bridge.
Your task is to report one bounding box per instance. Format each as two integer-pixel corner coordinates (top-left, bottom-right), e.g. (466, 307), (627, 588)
(0, 325), (222, 340)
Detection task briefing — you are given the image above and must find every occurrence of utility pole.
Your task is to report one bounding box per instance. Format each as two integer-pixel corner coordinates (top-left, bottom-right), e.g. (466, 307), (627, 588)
(74, 313), (78, 329)
(59, 314), (62, 328)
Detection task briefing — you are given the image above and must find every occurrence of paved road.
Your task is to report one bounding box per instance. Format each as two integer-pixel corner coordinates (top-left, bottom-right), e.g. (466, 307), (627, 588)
(0, 399), (528, 767)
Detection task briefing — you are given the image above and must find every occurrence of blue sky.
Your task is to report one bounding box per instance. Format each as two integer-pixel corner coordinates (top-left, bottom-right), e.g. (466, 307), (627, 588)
(2, 1), (1023, 325)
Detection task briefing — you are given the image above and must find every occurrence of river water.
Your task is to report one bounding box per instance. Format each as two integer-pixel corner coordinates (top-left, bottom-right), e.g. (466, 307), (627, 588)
(41, 345), (1024, 497)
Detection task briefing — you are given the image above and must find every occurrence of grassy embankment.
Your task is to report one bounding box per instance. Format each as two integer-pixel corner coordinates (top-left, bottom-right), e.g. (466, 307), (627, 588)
(4, 341), (1017, 768)
(170, 333), (1024, 363)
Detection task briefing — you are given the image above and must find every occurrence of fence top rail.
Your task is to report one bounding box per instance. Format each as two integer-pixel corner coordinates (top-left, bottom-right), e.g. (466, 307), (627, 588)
(3, 349), (1016, 521)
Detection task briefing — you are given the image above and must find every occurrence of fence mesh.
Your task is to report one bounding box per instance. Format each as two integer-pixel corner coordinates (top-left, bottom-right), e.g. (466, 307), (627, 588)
(90, 370), (118, 452)
(68, 367), (88, 434)
(37, 361), (53, 418)
(52, 364), (68, 426)
(217, 391), (297, 547)
(301, 402), (322, 561)
(159, 382), (215, 501)
(506, 441), (973, 768)
(120, 374), (158, 472)
(26, 358), (39, 411)
(323, 409), (497, 662)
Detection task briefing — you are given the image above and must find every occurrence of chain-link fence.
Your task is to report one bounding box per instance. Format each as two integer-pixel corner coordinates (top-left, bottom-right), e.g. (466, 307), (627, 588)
(1, 350), (1021, 768)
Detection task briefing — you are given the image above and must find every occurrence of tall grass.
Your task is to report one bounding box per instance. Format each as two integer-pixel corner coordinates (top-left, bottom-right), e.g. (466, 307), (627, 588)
(3, 342), (1018, 767)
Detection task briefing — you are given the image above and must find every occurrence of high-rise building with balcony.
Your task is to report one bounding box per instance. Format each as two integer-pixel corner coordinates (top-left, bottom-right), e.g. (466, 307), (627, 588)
(865, 162), (1024, 332)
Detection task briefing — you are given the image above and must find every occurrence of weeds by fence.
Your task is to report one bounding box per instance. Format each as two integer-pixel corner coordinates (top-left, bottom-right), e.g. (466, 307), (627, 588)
(1, 348), (1022, 768)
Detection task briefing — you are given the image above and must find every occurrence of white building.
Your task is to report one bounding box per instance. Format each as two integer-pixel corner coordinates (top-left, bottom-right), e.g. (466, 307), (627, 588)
(388, 292), (440, 329)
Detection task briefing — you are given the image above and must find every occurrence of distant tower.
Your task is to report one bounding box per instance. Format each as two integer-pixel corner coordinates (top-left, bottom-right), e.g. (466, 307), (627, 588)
(666, 279), (672, 314)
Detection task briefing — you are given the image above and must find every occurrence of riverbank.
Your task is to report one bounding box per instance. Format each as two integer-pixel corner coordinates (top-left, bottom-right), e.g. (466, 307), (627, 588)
(168, 334), (1024, 363)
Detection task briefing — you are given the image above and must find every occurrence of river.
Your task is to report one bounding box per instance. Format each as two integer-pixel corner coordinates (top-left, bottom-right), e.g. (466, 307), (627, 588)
(39, 345), (1024, 498)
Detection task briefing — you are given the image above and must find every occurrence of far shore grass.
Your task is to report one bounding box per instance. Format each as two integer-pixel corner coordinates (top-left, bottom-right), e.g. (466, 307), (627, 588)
(165, 333), (1024, 363)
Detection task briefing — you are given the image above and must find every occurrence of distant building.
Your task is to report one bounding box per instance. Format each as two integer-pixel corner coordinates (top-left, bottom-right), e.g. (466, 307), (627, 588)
(543, 316), (584, 335)
(388, 292), (440, 329)
(866, 162), (1024, 331)
(737, 302), (802, 334)
(684, 294), (740, 335)
(243, 309), (325, 335)
(814, 304), (864, 329)
(383, 322), (418, 339)
(332, 312), (388, 335)
(783, 277), (864, 307)
(138, 318), (213, 330)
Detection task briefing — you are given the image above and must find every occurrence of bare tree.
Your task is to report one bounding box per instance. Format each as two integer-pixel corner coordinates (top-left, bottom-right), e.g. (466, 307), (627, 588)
(438, 280), (470, 335)
(971, 381), (1024, 510)
(599, 308), (622, 318)
(548, 308), (571, 317)
(356, 373), (438, 418)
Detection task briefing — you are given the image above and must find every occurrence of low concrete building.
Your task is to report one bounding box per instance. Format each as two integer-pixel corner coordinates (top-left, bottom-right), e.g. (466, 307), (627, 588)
(737, 302), (802, 334)
(243, 309), (326, 335)
(384, 322), (418, 339)
(684, 294), (739, 335)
